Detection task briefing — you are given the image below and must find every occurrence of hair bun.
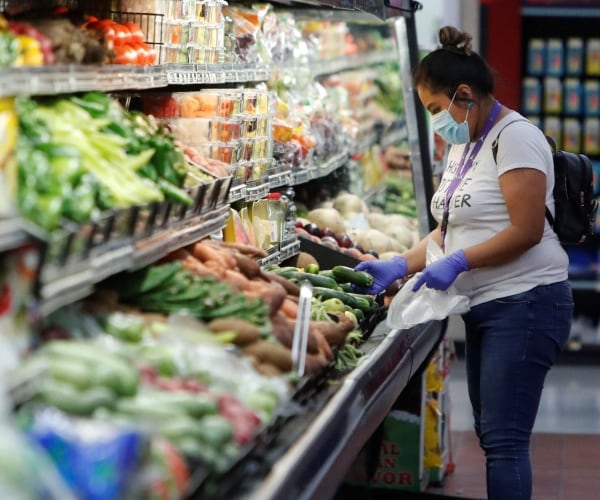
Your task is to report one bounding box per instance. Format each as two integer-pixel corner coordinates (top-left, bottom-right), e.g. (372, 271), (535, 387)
(439, 25), (473, 55)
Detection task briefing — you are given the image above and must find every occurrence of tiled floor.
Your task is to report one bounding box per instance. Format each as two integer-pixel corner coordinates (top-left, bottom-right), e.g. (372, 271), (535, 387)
(426, 359), (600, 499)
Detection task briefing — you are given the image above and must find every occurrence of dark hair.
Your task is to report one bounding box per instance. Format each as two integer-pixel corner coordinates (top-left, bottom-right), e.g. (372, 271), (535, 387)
(412, 26), (494, 98)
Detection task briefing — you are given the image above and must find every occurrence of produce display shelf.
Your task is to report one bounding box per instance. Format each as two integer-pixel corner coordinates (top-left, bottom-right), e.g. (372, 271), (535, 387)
(242, 318), (445, 499)
(258, 238), (302, 268)
(246, 180), (272, 202)
(268, 170), (293, 189)
(228, 184), (247, 203)
(38, 205), (229, 316)
(132, 204), (230, 269)
(288, 151), (350, 186)
(351, 129), (379, 156)
(380, 120), (409, 149)
(165, 63), (270, 85)
(0, 216), (29, 253)
(272, 50), (398, 80)
(0, 65), (168, 98)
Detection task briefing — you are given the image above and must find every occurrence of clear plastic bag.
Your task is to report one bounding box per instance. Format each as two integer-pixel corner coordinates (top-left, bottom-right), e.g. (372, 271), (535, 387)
(386, 239), (470, 330)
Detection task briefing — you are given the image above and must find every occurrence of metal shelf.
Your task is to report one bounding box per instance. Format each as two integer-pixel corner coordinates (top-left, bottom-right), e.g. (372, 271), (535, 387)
(0, 216), (29, 253)
(245, 319), (445, 500)
(521, 6), (600, 18)
(38, 205), (229, 316)
(0, 65), (168, 98)
(272, 50), (398, 81)
(166, 63), (270, 85)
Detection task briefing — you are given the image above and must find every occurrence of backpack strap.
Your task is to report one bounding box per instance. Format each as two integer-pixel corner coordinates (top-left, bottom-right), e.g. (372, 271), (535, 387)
(491, 118), (530, 163)
(490, 118), (555, 228)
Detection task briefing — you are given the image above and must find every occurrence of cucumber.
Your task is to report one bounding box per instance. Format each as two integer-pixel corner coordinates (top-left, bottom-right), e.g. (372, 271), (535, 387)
(331, 266), (374, 287)
(288, 271), (338, 289)
(43, 341), (139, 397)
(312, 287), (372, 311)
(197, 415), (234, 448)
(38, 381), (115, 417)
(159, 416), (207, 443)
(140, 391), (218, 419)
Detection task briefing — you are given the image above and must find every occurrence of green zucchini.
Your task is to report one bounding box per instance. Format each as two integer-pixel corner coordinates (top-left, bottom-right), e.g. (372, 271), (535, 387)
(331, 266), (374, 287)
(289, 271), (338, 289)
(312, 287), (372, 311)
(38, 381), (115, 417)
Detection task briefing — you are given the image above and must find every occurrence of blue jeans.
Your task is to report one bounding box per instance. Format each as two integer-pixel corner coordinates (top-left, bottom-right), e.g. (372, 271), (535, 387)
(462, 280), (573, 500)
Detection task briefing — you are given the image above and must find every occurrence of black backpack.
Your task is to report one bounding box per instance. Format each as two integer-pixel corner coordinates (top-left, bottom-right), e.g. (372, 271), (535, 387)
(492, 120), (598, 245)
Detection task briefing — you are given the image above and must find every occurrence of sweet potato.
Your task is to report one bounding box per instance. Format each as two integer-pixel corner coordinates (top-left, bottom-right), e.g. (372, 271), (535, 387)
(244, 280), (286, 317)
(271, 312), (319, 354)
(223, 269), (251, 292)
(260, 270), (300, 297)
(233, 252), (261, 279)
(311, 314), (356, 348)
(256, 363), (282, 377)
(208, 318), (261, 346)
(310, 324), (334, 360)
(279, 297), (299, 320)
(210, 240), (268, 259)
(191, 242), (236, 269)
(244, 340), (293, 373)
(303, 350), (330, 375)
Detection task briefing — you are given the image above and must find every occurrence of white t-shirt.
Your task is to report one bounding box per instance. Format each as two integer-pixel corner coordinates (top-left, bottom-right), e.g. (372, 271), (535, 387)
(430, 111), (569, 306)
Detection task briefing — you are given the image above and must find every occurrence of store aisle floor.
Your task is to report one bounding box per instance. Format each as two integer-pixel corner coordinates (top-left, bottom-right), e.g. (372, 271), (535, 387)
(425, 359), (600, 499)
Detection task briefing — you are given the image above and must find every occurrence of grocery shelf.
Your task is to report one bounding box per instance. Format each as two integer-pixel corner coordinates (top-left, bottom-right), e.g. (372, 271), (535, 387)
(258, 238), (302, 268)
(132, 204), (230, 269)
(166, 63), (270, 85)
(289, 151), (351, 186)
(273, 50), (399, 80)
(245, 318), (445, 499)
(0, 65), (168, 98)
(521, 6), (600, 17)
(38, 205), (230, 316)
(380, 120), (409, 149)
(0, 216), (29, 253)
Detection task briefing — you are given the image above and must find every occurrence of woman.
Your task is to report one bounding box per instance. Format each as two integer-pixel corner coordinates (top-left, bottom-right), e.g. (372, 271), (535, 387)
(355, 26), (573, 500)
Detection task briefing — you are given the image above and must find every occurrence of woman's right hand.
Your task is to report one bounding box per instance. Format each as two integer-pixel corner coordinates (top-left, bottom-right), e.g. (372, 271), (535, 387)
(353, 256), (408, 294)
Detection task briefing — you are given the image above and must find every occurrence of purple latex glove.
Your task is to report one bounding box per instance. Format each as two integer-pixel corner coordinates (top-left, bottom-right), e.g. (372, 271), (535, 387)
(412, 249), (470, 292)
(354, 256), (408, 294)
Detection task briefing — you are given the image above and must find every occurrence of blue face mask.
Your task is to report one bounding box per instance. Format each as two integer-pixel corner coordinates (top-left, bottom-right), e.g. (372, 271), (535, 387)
(431, 93), (471, 144)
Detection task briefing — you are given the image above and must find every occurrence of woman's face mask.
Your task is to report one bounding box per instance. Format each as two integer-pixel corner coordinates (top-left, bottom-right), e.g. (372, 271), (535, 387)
(431, 92), (471, 144)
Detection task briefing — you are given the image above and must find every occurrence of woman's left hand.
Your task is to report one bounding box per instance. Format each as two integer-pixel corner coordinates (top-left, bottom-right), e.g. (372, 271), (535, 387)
(412, 249), (470, 291)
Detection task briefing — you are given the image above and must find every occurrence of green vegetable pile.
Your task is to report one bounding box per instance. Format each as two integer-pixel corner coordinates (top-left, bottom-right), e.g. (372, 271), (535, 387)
(115, 261), (268, 325)
(16, 92), (192, 231)
(374, 62), (404, 116)
(371, 172), (417, 217)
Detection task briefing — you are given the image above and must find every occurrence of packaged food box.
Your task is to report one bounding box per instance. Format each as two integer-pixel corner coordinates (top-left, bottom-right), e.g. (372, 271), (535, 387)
(566, 38), (584, 75)
(563, 118), (581, 153)
(546, 38), (564, 77)
(527, 38), (546, 76)
(584, 80), (600, 116)
(174, 90), (242, 117)
(563, 78), (582, 115)
(544, 78), (563, 114)
(522, 77), (542, 114)
(584, 118), (600, 156)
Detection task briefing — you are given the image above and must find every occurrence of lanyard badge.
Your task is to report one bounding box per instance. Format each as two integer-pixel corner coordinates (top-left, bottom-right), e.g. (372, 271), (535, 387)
(440, 100), (503, 249)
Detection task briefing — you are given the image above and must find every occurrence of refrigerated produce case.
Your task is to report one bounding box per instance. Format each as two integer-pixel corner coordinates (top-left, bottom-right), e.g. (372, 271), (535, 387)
(0, 0), (448, 497)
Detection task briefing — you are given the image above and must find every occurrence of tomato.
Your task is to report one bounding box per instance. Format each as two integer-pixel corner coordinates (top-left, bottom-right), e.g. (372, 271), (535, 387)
(124, 22), (144, 43)
(113, 44), (137, 65)
(114, 23), (132, 45)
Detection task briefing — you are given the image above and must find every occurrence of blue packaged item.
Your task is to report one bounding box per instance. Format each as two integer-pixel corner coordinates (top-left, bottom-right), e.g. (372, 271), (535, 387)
(25, 409), (148, 500)
(592, 160), (600, 195)
(546, 38), (564, 77)
(563, 78), (582, 115)
(522, 77), (542, 114)
(584, 80), (600, 116)
(526, 38), (546, 76)
(566, 38), (584, 75)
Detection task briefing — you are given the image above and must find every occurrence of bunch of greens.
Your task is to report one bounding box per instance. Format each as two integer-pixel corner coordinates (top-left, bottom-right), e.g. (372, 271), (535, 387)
(16, 92), (192, 231)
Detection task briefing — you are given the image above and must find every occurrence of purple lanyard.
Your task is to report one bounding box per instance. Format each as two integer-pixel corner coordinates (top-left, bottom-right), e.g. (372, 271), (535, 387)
(440, 100), (503, 249)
